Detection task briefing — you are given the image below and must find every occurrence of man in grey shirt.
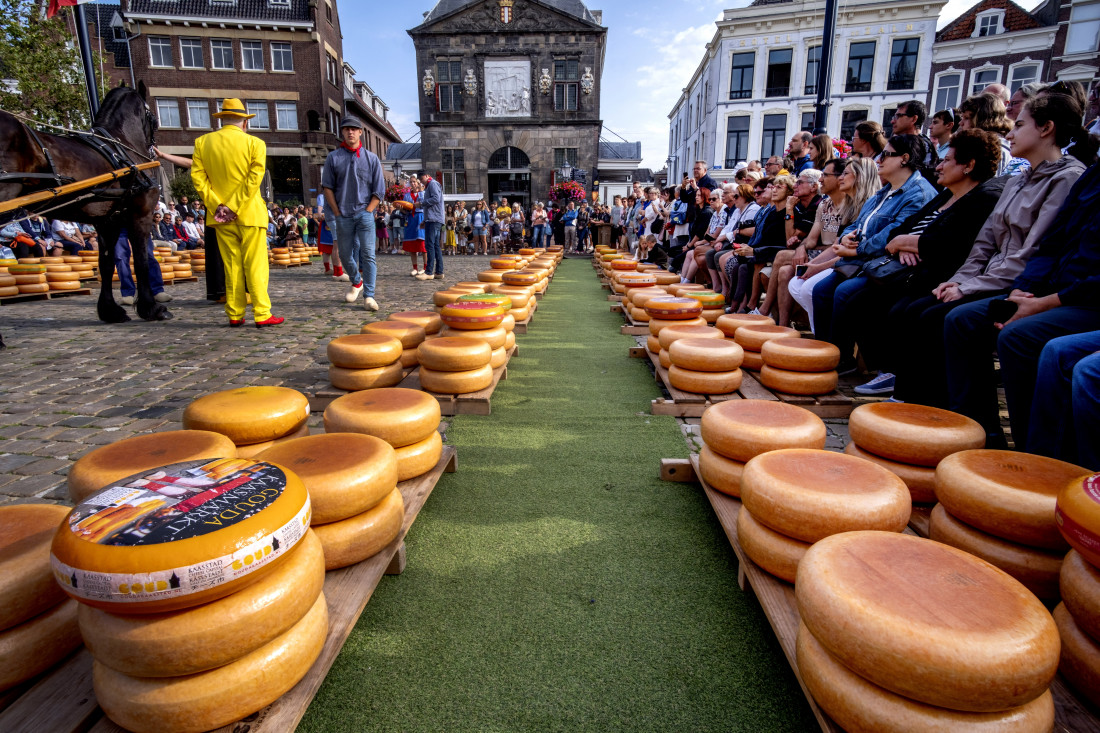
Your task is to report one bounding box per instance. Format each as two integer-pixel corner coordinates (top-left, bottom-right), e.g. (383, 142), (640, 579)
(321, 116), (386, 310)
(415, 170), (445, 280)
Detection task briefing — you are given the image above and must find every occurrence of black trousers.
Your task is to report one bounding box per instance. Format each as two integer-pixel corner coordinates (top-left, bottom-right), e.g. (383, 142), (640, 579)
(204, 227), (225, 300)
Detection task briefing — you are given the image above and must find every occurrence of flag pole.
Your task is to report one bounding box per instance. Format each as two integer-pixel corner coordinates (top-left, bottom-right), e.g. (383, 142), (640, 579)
(73, 3), (100, 118)
(813, 0), (838, 135)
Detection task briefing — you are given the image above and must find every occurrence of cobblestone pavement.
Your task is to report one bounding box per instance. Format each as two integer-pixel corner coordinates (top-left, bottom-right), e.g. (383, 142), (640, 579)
(0, 252), (494, 506)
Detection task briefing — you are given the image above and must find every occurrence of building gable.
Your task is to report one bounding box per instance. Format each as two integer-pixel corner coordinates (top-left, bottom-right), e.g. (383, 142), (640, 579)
(413, 0), (600, 35)
(937, 0), (1043, 42)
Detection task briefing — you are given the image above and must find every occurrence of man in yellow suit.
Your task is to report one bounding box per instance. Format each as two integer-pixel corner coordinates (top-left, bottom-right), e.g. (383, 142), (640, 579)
(191, 98), (283, 327)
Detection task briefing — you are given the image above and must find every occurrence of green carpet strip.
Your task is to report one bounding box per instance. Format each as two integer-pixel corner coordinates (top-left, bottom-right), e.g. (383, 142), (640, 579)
(300, 259), (815, 732)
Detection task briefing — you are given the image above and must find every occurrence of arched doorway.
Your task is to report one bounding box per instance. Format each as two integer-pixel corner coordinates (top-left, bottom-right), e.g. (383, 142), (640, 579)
(487, 146), (530, 209)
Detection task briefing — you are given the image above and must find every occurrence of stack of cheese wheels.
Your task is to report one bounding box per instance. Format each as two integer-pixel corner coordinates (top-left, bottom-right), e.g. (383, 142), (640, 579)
(503, 269), (545, 296)
(362, 320), (427, 369)
(796, 531), (1059, 733)
(433, 288), (475, 307)
(324, 388), (443, 481)
(733, 324), (799, 372)
(645, 297), (705, 355)
(45, 262), (81, 292)
(417, 336), (496, 392)
(56, 460), (325, 733)
(493, 285), (535, 322)
(454, 294), (513, 364)
(0, 504), (83, 692)
(625, 287), (668, 323)
(389, 310), (443, 337)
(0, 262), (17, 296)
(738, 449), (910, 582)
(183, 386), (311, 460)
(759, 337), (840, 396)
(661, 325), (743, 394)
(682, 291), (726, 323)
(845, 402), (985, 504)
(11, 263), (49, 294)
(490, 257), (522, 271)
(715, 312), (774, 342)
(615, 271), (657, 297)
(1053, 472), (1100, 706)
(327, 334), (404, 391)
(257, 434), (402, 570)
(190, 250), (206, 273)
(698, 399), (826, 499)
(929, 450), (1089, 601)
(270, 247), (291, 266)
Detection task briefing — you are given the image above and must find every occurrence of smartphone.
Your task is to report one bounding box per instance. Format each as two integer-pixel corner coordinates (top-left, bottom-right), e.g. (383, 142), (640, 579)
(795, 264), (808, 278)
(989, 298), (1019, 323)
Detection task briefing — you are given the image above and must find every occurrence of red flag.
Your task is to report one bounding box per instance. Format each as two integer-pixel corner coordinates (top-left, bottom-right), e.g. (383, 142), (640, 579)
(47, 0), (91, 19)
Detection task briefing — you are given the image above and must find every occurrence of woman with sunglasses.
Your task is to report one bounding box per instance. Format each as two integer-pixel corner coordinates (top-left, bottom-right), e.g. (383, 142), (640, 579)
(676, 188), (719, 283)
(711, 184), (760, 299)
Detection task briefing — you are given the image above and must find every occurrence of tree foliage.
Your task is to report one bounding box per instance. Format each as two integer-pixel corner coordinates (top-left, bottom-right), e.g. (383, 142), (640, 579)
(0, 0), (110, 129)
(168, 170), (198, 202)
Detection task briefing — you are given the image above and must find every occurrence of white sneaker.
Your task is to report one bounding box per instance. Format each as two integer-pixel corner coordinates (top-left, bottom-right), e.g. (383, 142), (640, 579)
(364, 296), (379, 311)
(120, 295), (135, 305)
(417, 269), (426, 276)
(154, 291), (172, 303)
(415, 273), (431, 281)
(345, 282), (363, 303)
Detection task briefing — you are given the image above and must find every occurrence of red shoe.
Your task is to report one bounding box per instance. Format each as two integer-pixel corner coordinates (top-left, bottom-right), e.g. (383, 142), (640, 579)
(255, 316), (285, 328)
(228, 319), (244, 327)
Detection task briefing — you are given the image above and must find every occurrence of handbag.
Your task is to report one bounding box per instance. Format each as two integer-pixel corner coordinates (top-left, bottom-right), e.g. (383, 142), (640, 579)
(649, 217), (664, 234)
(669, 200), (688, 225)
(862, 253), (913, 286)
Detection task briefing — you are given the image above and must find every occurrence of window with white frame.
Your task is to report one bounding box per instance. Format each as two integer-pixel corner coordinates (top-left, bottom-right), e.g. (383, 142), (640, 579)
(148, 36), (172, 67)
(933, 72), (962, 113)
(328, 109), (339, 137)
(246, 101), (269, 129)
(211, 39), (233, 70)
(970, 68), (1000, 95)
(973, 10), (1004, 37)
(761, 113), (787, 159)
(271, 42), (293, 72)
(155, 99), (181, 128)
(1065, 2), (1100, 54)
(241, 41), (263, 71)
(1009, 63), (1041, 93)
(186, 99), (210, 129)
(275, 102), (298, 130)
(179, 38), (203, 69)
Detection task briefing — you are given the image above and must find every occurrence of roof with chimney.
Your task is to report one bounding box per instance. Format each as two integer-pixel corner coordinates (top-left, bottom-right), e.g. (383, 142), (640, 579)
(87, 3), (131, 68)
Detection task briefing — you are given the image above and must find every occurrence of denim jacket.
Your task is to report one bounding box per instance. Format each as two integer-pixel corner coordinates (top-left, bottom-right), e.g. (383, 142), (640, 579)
(841, 171), (937, 260)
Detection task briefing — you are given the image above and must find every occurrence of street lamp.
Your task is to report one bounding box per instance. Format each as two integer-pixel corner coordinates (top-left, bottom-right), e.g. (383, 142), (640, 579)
(559, 160), (573, 182)
(392, 162), (403, 181)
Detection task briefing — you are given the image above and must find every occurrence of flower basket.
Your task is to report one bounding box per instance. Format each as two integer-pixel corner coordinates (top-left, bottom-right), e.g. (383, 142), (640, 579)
(385, 183), (411, 203)
(832, 139), (853, 160)
(548, 180), (586, 203)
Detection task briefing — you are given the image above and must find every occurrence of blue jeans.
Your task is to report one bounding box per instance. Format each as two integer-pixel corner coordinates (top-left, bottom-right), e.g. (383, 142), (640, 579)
(532, 224), (547, 247)
(1029, 331), (1100, 469)
(335, 211), (376, 296)
(424, 221), (443, 276)
(115, 229), (163, 297)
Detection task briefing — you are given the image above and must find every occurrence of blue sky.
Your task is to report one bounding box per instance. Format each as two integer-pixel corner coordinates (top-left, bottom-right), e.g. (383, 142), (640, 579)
(344, 0), (1038, 169)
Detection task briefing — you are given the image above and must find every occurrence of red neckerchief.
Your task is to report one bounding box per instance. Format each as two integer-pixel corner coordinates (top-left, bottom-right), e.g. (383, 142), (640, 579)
(341, 142), (362, 158)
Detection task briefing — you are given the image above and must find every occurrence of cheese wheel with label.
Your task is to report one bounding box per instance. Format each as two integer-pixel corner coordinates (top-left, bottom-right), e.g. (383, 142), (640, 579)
(760, 337), (841, 372)
(233, 422), (310, 459)
(648, 316), (706, 336)
(657, 323), (723, 351)
(93, 591), (328, 733)
(0, 599), (82, 693)
(256, 434), (398, 524)
(737, 507), (809, 583)
(715, 312), (774, 338)
(79, 530), (325, 677)
(1061, 550), (1100, 642)
(844, 442), (937, 504)
(183, 387), (309, 446)
(51, 459), (311, 613)
(440, 301), (507, 330)
(848, 402), (985, 467)
(796, 531), (1060, 712)
(929, 504), (1062, 600)
(668, 366), (742, 395)
(697, 445), (745, 497)
(68, 431), (239, 504)
(0, 504), (71, 631)
(312, 488), (404, 570)
(417, 337), (492, 372)
(362, 320), (426, 349)
(936, 450), (1087, 550)
(327, 334), (403, 369)
(683, 291), (726, 309)
(617, 273), (657, 289)
(439, 325), (507, 350)
(1053, 602), (1100, 708)
(457, 293), (512, 311)
(759, 365), (838, 395)
(395, 430), (443, 482)
(324, 388), (441, 448)
(733, 324), (800, 352)
(420, 363), (494, 394)
(1055, 473), (1100, 569)
(701, 400), (826, 462)
(645, 296), (704, 320)
(741, 449), (910, 543)
(796, 623), (1056, 733)
(328, 361), (404, 391)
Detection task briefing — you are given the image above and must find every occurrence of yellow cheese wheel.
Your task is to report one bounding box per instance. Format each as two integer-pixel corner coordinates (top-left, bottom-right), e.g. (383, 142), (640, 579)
(432, 289), (467, 306)
(630, 306), (651, 322)
(741, 449), (910, 543)
(936, 450), (1087, 550)
(312, 488), (404, 570)
(843, 442), (937, 504)
(62, 255), (83, 263)
(398, 347), (418, 368)
(329, 361), (404, 391)
(667, 283), (709, 297)
(79, 530), (325, 677)
(657, 323), (723, 351)
(658, 349), (672, 369)
(438, 324), (507, 351)
(417, 336), (492, 371)
(733, 324), (800, 351)
(51, 459), (311, 613)
(327, 334), (403, 369)
(796, 623), (1056, 733)
(490, 346), (508, 370)
(1056, 473), (1100, 568)
(701, 400), (826, 462)
(1053, 602), (1100, 708)
(700, 308), (725, 323)
(669, 338), (744, 372)
(420, 363), (494, 394)
(256, 434), (398, 524)
(0, 504), (71, 631)
(0, 275), (15, 286)
(477, 269), (505, 282)
(395, 430), (443, 482)
(68, 431), (239, 504)
(740, 349), (763, 371)
(9, 263), (45, 273)
(440, 301), (507, 330)
(494, 285), (535, 302)
(737, 507), (809, 583)
(648, 315), (707, 336)
(760, 337), (840, 372)
(759, 365), (838, 396)
(1061, 550), (1100, 642)
(17, 281), (48, 292)
(0, 285), (17, 296)
(490, 258), (521, 270)
(457, 293), (513, 311)
(848, 402), (986, 467)
(43, 263), (72, 272)
(46, 271), (80, 282)
(502, 270), (539, 286)
(610, 259), (637, 271)
(682, 291), (726, 309)
(928, 504), (1063, 600)
(618, 273), (658, 289)
(651, 271), (679, 285)
(630, 288), (673, 308)
(452, 281), (488, 292)
(499, 312), (516, 332)
(233, 422), (310, 459)
(645, 296), (704, 320)
(50, 280), (81, 291)
(323, 388), (441, 448)
(93, 590), (328, 733)
(714, 312), (774, 337)
(698, 445), (746, 497)
(361, 321), (426, 349)
(668, 366), (743, 395)
(505, 330), (516, 350)
(183, 387), (309, 446)
(796, 531), (1060, 712)
(509, 306), (532, 321)
(646, 334), (660, 354)
(0, 599), (82, 693)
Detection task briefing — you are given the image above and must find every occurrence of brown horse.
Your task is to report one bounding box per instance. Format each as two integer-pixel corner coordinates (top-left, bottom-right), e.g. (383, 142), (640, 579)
(0, 84), (168, 322)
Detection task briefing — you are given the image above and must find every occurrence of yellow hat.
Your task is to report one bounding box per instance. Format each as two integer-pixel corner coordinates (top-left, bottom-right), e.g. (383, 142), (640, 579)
(212, 98), (255, 119)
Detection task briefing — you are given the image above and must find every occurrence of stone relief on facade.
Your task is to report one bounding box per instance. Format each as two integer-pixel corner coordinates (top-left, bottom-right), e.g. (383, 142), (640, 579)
(581, 67), (594, 94)
(437, 2), (588, 33)
(538, 68), (552, 95)
(464, 68), (478, 96)
(423, 68), (435, 96)
(484, 59), (531, 118)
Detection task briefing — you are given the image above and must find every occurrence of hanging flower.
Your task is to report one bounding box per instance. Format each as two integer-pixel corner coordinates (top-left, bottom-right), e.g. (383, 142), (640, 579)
(548, 180), (586, 203)
(385, 183), (411, 202)
(832, 139), (853, 160)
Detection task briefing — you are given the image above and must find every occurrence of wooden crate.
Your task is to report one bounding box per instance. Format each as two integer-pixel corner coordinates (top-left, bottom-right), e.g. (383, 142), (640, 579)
(0, 445), (458, 733)
(740, 370), (854, 419)
(396, 346), (517, 416)
(639, 347), (778, 418)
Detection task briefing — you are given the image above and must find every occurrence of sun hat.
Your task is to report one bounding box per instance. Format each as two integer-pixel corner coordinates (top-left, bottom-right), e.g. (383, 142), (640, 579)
(212, 98), (255, 119)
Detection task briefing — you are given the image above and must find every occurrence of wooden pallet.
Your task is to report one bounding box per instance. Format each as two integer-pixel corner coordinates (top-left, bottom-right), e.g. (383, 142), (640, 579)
(638, 347), (778, 417)
(741, 370), (854, 419)
(512, 311), (533, 335)
(161, 276), (199, 286)
(396, 345), (516, 416)
(617, 307), (650, 336)
(0, 288), (93, 305)
(0, 445), (458, 733)
(305, 367), (419, 413)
